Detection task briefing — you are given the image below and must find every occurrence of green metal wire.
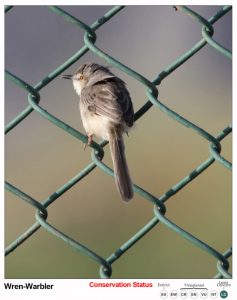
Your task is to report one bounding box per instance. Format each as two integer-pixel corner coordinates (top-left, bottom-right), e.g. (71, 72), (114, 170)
(5, 5), (232, 278)
(4, 5), (13, 13)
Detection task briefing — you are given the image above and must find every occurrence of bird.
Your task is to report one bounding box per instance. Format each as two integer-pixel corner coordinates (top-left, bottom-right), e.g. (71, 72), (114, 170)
(62, 62), (134, 202)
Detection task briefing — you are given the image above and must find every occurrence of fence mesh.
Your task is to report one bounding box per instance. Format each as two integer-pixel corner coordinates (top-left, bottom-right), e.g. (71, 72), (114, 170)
(5, 5), (232, 279)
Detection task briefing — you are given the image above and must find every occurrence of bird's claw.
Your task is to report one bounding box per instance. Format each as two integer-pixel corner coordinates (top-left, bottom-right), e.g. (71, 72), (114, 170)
(83, 134), (93, 150)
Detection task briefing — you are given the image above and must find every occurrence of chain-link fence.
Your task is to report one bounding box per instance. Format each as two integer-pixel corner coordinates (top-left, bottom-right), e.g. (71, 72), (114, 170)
(5, 5), (232, 278)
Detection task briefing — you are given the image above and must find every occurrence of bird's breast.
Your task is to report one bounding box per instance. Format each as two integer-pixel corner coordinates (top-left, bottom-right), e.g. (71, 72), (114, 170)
(79, 102), (111, 140)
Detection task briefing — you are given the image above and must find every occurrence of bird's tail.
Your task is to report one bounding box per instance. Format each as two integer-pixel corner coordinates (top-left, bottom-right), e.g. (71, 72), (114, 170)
(109, 130), (133, 202)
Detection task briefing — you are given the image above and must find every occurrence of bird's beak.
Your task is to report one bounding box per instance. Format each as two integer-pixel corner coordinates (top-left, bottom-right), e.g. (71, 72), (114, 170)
(61, 74), (73, 80)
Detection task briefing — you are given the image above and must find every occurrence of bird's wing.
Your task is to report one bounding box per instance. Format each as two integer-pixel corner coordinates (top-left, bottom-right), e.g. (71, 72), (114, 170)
(81, 78), (134, 126)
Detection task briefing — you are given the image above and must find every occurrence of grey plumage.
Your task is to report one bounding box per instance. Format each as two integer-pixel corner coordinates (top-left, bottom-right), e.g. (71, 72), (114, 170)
(109, 128), (133, 201)
(63, 62), (134, 201)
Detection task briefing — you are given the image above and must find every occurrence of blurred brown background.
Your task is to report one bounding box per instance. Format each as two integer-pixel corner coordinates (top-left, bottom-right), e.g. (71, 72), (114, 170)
(5, 5), (232, 278)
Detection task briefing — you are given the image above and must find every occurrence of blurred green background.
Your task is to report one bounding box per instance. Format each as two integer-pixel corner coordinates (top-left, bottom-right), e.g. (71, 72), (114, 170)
(5, 5), (232, 278)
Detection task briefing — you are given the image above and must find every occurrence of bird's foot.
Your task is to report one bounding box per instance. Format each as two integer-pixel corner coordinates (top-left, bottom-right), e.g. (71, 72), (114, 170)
(83, 134), (93, 150)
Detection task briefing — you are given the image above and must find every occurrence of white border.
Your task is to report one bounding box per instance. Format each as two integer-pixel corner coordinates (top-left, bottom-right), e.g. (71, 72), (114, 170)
(1, 1), (236, 299)
(1, 0), (236, 5)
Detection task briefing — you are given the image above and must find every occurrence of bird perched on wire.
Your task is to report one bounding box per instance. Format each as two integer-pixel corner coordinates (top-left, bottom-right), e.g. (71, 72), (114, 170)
(62, 62), (134, 202)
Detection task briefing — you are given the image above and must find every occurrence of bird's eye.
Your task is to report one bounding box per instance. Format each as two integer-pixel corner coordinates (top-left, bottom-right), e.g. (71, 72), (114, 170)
(79, 75), (84, 80)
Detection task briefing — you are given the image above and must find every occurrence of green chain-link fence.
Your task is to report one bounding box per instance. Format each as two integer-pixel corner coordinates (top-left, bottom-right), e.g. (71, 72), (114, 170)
(5, 5), (232, 278)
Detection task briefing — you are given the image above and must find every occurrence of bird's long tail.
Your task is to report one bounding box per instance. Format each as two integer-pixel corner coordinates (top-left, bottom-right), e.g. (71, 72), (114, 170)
(109, 130), (133, 202)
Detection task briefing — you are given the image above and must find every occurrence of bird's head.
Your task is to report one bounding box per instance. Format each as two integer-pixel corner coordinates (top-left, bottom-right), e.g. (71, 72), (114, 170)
(61, 62), (114, 95)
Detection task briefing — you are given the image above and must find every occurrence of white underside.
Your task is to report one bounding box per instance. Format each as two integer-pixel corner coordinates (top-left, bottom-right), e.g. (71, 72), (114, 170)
(80, 102), (112, 141)
(73, 81), (111, 140)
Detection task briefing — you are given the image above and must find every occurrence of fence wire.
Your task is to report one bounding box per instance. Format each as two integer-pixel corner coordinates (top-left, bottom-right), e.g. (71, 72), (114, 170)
(5, 5), (232, 279)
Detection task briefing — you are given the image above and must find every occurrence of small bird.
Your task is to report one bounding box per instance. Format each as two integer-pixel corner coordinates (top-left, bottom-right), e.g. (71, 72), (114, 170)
(62, 62), (134, 202)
